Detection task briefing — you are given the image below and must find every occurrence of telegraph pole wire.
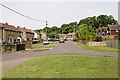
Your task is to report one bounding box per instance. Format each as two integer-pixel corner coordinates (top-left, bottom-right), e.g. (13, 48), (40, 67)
(0, 3), (45, 22)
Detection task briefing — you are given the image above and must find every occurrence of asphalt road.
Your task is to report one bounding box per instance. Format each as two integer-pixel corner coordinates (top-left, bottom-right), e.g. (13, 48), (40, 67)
(2, 40), (118, 74)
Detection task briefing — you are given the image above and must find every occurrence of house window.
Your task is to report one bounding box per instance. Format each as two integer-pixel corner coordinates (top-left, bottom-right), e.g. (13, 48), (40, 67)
(9, 31), (10, 34)
(116, 30), (118, 32)
(22, 32), (24, 35)
(12, 31), (13, 34)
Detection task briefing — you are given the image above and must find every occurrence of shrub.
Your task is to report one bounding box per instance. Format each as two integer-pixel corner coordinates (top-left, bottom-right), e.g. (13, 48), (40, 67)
(38, 38), (44, 42)
(94, 36), (103, 42)
(105, 37), (113, 40)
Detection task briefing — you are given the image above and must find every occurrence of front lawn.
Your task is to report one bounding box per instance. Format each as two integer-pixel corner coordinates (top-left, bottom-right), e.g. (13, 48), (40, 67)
(31, 43), (42, 49)
(49, 41), (59, 45)
(74, 42), (120, 51)
(3, 55), (118, 78)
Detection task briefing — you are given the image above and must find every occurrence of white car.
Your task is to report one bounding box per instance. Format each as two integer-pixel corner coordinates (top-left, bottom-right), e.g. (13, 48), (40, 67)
(43, 40), (49, 45)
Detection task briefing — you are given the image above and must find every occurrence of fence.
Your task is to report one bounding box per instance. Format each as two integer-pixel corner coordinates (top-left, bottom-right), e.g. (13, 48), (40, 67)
(78, 40), (87, 45)
(88, 42), (107, 46)
(107, 40), (120, 49)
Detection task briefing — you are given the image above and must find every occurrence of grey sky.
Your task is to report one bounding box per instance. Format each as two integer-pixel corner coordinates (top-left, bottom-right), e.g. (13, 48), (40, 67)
(0, 1), (118, 29)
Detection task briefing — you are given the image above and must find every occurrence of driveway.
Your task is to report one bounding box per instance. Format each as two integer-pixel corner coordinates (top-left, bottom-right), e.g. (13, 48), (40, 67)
(2, 40), (118, 74)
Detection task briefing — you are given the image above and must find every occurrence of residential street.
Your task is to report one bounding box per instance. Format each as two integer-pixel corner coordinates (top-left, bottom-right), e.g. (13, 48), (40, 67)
(2, 40), (118, 74)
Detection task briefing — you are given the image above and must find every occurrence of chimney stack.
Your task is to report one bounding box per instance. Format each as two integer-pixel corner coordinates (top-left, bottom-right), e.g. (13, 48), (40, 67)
(5, 22), (8, 25)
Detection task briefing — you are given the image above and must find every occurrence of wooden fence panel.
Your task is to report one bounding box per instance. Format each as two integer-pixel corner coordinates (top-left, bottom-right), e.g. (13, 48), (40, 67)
(88, 42), (107, 46)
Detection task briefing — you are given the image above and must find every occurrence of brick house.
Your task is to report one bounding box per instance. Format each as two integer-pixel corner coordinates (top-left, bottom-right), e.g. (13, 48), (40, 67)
(17, 26), (34, 41)
(59, 33), (75, 40)
(1, 22), (22, 44)
(95, 25), (120, 38)
(107, 25), (120, 38)
(39, 31), (47, 40)
(32, 30), (41, 40)
(0, 23), (5, 45)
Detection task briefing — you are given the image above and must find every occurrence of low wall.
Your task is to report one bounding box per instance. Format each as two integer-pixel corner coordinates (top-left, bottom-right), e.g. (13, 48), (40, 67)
(2, 44), (26, 52)
(18, 42), (32, 49)
(88, 42), (107, 46)
(107, 40), (120, 49)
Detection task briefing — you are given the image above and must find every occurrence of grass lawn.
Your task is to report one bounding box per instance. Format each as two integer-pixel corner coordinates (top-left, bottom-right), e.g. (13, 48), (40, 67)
(3, 55), (118, 78)
(74, 42), (120, 51)
(31, 43), (42, 49)
(49, 41), (59, 45)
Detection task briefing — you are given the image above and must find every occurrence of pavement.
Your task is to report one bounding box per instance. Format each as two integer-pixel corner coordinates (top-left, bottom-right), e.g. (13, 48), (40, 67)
(2, 40), (119, 74)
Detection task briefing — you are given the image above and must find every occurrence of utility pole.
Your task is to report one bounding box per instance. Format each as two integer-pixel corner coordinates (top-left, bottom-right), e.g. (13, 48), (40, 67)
(46, 21), (48, 33)
(74, 22), (75, 33)
(46, 21), (48, 39)
(74, 21), (77, 33)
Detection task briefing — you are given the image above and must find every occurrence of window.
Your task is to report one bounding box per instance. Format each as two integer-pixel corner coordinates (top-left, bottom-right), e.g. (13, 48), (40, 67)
(22, 32), (24, 35)
(12, 31), (13, 34)
(116, 30), (118, 32)
(9, 31), (10, 34)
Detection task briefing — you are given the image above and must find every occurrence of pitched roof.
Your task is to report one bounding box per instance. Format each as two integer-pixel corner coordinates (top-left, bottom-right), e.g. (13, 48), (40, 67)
(108, 25), (120, 30)
(32, 30), (40, 34)
(0, 22), (21, 31)
(17, 26), (34, 33)
(102, 27), (107, 31)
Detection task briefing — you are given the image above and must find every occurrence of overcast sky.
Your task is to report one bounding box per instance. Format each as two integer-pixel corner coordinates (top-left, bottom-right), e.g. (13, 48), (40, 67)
(0, 0), (119, 29)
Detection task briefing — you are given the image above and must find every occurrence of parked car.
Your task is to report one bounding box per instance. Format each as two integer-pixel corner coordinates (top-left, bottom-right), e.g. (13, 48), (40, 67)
(64, 38), (68, 41)
(43, 40), (49, 45)
(59, 39), (65, 43)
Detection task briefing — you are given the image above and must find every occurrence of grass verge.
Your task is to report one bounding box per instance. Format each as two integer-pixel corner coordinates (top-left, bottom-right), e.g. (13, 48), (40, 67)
(49, 41), (59, 45)
(3, 55), (118, 78)
(31, 43), (42, 49)
(74, 42), (120, 51)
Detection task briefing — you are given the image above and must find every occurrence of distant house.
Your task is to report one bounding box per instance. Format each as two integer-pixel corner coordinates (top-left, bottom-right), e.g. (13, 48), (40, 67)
(17, 26), (34, 41)
(40, 31), (47, 40)
(59, 33), (75, 40)
(1, 22), (22, 44)
(0, 24), (5, 45)
(95, 25), (120, 38)
(107, 25), (120, 38)
(32, 30), (41, 40)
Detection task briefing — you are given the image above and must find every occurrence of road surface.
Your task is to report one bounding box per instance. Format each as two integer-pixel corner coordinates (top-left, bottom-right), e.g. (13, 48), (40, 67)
(2, 40), (118, 74)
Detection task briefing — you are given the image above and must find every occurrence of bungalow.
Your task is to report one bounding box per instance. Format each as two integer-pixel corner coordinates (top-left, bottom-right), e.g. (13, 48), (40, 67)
(1, 22), (22, 44)
(17, 26), (34, 41)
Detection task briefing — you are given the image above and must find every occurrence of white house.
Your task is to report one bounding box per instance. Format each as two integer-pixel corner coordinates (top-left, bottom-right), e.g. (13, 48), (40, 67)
(32, 30), (40, 40)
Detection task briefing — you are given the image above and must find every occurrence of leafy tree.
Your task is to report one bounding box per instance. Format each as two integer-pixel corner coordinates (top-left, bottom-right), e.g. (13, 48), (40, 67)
(49, 32), (59, 39)
(43, 27), (51, 34)
(75, 24), (95, 41)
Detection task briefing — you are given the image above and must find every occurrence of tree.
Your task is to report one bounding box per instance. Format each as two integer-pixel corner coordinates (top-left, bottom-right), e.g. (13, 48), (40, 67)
(43, 27), (51, 34)
(76, 24), (95, 41)
(49, 32), (59, 39)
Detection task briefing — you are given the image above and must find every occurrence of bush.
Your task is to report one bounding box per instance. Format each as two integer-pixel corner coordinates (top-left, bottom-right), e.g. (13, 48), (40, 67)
(38, 38), (44, 43)
(114, 35), (120, 40)
(105, 37), (113, 40)
(94, 36), (103, 42)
